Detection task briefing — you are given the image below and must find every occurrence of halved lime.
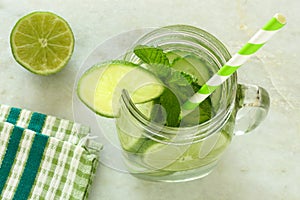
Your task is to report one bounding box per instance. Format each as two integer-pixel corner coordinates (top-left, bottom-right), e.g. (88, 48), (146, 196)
(10, 11), (74, 75)
(77, 61), (164, 117)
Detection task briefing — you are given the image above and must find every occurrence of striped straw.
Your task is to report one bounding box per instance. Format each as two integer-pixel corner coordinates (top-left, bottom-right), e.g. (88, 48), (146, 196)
(181, 13), (286, 116)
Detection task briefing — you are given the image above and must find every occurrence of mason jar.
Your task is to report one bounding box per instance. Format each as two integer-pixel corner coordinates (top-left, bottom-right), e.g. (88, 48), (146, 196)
(115, 25), (270, 182)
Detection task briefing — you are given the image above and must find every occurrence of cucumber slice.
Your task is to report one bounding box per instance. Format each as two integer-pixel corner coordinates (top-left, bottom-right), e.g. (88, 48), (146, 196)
(117, 127), (148, 153)
(141, 142), (188, 170)
(135, 101), (154, 120)
(164, 132), (230, 171)
(135, 170), (174, 177)
(77, 61), (164, 117)
(116, 101), (154, 153)
(172, 55), (209, 85)
(166, 49), (212, 85)
(140, 132), (230, 172)
(166, 50), (191, 64)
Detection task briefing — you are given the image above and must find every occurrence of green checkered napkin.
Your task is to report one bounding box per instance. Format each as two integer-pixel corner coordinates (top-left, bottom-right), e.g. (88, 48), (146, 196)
(0, 104), (102, 200)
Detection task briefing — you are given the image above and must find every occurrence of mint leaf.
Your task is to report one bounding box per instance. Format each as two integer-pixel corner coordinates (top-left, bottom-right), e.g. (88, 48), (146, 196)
(133, 45), (170, 66)
(168, 71), (196, 87)
(151, 88), (181, 127)
(147, 64), (171, 81)
(180, 72), (198, 85)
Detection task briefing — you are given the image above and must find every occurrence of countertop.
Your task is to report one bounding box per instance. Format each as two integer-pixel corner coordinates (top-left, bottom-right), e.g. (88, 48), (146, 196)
(0, 0), (299, 199)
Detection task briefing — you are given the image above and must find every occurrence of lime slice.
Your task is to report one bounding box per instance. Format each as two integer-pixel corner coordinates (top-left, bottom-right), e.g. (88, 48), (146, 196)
(10, 11), (74, 75)
(77, 61), (164, 117)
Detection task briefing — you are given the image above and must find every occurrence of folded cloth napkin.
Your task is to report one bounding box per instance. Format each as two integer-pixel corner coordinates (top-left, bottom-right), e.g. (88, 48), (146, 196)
(0, 104), (101, 200)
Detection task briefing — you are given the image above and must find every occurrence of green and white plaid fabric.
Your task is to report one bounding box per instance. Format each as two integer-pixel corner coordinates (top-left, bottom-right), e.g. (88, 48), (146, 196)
(0, 104), (101, 200)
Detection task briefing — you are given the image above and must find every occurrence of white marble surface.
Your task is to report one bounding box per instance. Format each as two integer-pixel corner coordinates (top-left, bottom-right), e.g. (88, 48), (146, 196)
(0, 0), (299, 199)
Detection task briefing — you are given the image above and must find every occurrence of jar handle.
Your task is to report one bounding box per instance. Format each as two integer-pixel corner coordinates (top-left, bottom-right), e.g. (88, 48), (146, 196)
(234, 84), (270, 135)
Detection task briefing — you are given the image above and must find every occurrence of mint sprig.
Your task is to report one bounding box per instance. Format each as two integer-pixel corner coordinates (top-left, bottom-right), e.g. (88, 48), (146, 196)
(133, 45), (205, 127)
(134, 45), (197, 88)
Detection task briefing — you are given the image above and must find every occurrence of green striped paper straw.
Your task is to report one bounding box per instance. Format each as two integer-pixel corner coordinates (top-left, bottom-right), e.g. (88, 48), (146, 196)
(181, 13), (286, 116)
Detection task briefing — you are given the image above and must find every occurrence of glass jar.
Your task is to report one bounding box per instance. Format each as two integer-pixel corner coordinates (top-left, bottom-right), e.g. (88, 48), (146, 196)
(115, 25), (270, 182)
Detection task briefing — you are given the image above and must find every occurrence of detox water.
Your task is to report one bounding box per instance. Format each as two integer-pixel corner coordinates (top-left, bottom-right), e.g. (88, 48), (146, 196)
(116, 48), (234, 181)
